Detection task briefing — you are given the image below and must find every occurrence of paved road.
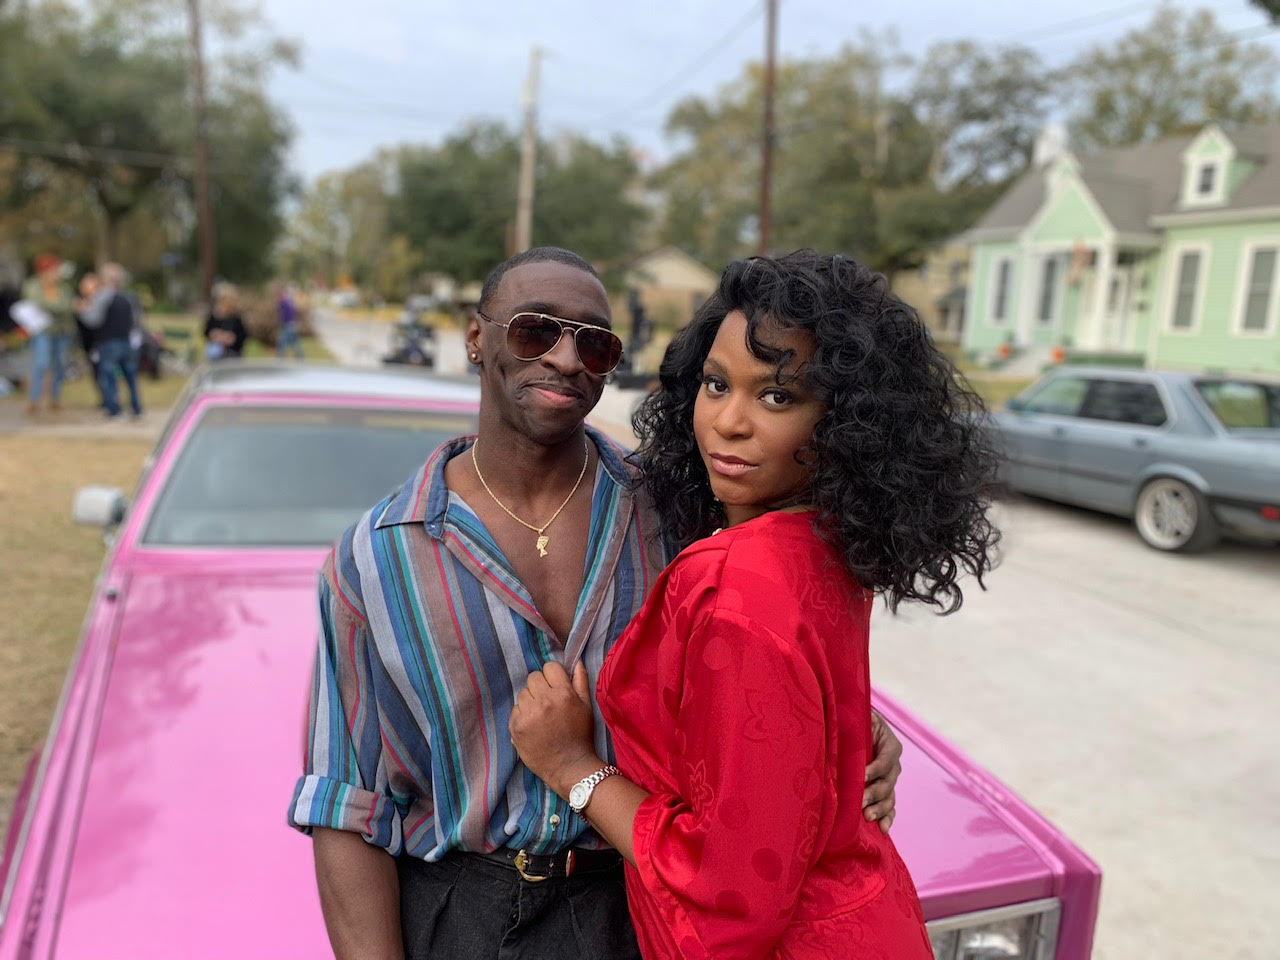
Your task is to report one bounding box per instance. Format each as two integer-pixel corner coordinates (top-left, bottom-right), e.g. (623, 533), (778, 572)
(870, 497), (1279, 960)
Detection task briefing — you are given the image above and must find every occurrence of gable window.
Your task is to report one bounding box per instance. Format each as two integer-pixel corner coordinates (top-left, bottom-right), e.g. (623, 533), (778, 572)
(991, 258), (1012, 325)
(1171, 250), (1202, 330)
(1196, 164), (1217, 197)
(1241, 247), (1276, 333)
(1036, 257), (1059, 324)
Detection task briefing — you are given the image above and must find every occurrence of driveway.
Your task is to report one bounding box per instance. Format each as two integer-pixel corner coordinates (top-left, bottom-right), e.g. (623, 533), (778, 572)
(871, 496), (1279, 960)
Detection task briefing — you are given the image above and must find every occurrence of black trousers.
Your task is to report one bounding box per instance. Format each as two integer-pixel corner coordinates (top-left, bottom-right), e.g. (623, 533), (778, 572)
(398, 852), (642, 960)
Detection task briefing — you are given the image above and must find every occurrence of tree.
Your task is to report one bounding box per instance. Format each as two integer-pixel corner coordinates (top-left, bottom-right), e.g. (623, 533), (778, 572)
(1063, 6), (1280, 151)
(653, 38), (990, 278)
(1250, 0), (1279, 22)
(0, 0), (295, 287)
(910, 40), (1054, 189)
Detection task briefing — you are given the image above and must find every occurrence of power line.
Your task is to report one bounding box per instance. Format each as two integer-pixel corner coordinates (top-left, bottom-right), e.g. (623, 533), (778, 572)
(0, 136), (189, 170)
(1007, 0), (1160, 41)
(587, 2), (766, 127)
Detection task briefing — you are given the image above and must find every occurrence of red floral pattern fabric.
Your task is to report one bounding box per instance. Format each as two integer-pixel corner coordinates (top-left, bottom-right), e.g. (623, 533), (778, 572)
(600, 511), (934, 959)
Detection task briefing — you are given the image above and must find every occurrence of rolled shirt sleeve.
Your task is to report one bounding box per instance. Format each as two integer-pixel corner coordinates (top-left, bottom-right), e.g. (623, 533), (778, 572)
(629, 607), (829, 960)
(288, 549), (403, 853)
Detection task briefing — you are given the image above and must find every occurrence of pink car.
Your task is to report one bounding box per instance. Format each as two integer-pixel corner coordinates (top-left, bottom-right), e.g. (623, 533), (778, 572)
(1, 364), (1099, 960)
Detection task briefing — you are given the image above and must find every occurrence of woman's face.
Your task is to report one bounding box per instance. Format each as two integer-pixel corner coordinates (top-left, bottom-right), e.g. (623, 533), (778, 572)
(693, 310), (825, 528)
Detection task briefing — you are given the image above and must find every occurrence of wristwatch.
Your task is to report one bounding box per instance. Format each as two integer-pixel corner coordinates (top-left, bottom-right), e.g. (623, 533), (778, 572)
(568, 765), (620, 815)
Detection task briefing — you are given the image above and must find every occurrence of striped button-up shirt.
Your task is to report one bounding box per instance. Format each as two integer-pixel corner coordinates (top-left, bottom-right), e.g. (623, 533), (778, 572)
(288, 428), (668, 859)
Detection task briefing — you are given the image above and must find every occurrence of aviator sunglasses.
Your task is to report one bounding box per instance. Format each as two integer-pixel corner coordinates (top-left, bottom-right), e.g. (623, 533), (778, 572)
(477, 311), (624, 376)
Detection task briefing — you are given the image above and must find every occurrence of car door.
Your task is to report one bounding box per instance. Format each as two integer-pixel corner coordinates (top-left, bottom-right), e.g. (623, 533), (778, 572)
(1056, 377), (1168, 514)
(998, 374), (1090, 498)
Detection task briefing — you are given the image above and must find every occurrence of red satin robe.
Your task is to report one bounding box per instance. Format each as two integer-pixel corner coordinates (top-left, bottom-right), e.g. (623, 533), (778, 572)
(599, 510), (934, 960)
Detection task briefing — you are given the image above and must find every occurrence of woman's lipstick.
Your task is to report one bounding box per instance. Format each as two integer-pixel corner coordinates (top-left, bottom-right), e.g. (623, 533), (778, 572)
(708, 454), (757, 478)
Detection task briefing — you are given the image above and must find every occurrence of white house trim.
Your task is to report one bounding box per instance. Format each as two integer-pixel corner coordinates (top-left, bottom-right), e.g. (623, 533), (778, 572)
(987, 255), (1014, 327)
(1180, 124), (1233, 209)
(1231, 237), (1280, 338)
(1022, 155), (1116, 245)
(1150, 206), (1280, 228)
(1162, 242), (1211, 336)
(1033, 252), (1067, 330)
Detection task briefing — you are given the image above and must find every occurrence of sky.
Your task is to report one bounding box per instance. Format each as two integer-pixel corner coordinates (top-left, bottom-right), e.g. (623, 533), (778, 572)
(253, 0), (1280, 183)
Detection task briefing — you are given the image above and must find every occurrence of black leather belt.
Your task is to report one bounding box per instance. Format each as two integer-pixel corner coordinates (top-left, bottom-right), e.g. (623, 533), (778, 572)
(471, 846), (621, 882)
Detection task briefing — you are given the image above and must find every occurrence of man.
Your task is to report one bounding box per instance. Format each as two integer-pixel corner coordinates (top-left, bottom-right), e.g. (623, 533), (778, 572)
(276, 283), (304, 359)
(288, 247), (902, 959)
(80, 263), (143, 418)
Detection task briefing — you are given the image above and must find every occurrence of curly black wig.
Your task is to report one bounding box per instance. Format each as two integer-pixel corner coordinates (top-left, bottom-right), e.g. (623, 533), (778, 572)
(631, 249), (1001, 614)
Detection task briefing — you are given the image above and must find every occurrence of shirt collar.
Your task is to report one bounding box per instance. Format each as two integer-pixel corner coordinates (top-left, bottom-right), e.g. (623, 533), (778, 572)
(374, 424), (636, 536)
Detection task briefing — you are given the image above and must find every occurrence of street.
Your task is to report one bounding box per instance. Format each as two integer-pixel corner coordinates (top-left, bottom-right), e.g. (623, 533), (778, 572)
(871, 497), (1279, 960)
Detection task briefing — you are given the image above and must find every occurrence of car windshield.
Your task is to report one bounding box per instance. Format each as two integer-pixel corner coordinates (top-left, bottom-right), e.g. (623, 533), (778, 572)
(142, 405), (475, 546)
(1194, 380), (1280, 430)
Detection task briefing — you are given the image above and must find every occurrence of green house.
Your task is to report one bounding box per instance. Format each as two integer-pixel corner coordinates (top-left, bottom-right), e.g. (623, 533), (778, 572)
(962, 122), (1280, 376)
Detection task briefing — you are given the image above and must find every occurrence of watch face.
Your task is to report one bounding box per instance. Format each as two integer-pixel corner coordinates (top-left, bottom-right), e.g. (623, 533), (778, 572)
(569, 782), (590, 811)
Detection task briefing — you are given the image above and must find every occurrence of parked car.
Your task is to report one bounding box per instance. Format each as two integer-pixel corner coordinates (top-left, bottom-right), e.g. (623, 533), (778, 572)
(989, 367), (1280, 552)
(1, 362), (1100, 960)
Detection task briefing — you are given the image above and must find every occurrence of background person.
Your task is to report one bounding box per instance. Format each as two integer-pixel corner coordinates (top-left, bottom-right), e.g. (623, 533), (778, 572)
(80, 266), (144, 419)
(275, 283), (303, 359)
(204, 284), (247, 360)
(21, 253), (75, 415)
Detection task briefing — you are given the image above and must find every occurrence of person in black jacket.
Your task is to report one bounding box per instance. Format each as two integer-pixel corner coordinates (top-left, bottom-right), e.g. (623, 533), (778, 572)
(204, 285), (247, 360)
(80, 266), (143, 418)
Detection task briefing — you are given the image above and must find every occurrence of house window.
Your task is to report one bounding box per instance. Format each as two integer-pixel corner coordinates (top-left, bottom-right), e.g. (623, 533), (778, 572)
(991, 258), (1012, 324)
(1171, 250), (1202, 330)
(1037, 257), (1058, 324)
(1197, 164), (1216, 197)
(1241, 247), (1276, 333)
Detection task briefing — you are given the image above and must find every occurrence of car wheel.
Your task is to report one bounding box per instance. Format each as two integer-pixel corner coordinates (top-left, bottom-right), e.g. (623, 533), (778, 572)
(1133, 477), (1219, 553)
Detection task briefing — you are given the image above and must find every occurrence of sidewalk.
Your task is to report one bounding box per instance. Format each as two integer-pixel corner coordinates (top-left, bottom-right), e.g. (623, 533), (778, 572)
(0, 401), (166, 440)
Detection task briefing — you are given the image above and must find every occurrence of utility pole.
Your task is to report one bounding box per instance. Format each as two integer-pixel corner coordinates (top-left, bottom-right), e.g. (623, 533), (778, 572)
(514, 45), (542, 254)
(758, 0), (778, 256)
(188, 0), (216, 303)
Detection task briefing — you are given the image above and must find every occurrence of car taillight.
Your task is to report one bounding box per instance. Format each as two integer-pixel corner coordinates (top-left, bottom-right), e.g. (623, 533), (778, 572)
(927, 898), (1061, 960)
(1261, 505), (1279, 522)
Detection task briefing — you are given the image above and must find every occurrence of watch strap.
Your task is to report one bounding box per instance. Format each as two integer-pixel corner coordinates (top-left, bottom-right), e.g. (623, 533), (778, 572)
(569, 764), (620, 813)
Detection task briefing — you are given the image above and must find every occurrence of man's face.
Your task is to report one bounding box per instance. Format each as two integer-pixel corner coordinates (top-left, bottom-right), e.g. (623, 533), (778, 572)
(468, 261), (612, 446)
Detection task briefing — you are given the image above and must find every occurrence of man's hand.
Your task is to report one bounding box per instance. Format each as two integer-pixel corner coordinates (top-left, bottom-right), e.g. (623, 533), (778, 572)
(864, 710), (903, 834)
(510, 661), (599, 798)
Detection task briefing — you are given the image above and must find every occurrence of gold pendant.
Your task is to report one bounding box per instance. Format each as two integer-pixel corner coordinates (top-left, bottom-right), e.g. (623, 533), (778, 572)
(535, 534), (549, 557)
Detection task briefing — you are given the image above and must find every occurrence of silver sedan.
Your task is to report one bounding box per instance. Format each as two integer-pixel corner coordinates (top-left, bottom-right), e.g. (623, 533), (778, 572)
(987, 367), (1280, 552)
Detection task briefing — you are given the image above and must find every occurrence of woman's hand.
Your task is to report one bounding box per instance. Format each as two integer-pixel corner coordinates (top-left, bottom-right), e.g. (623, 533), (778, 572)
(510, 661), (600, 798)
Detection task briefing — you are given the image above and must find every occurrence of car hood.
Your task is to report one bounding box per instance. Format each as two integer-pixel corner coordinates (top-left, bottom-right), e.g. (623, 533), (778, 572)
(53, 561), (331, 959)
(44, 566), (1081, 957)
(872, 692), (1062, 920)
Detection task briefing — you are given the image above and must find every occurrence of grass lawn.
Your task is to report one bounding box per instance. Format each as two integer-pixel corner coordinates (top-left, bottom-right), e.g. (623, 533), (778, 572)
(0, 318), (334, 840)
(965, 374), (1034, 411)
(0, 434), (152, 839)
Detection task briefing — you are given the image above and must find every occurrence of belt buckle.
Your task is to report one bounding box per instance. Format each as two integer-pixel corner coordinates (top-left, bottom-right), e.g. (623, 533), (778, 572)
(513, 849), (551, 883)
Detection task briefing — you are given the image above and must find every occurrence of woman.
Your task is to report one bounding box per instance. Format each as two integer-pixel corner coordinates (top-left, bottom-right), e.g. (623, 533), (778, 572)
(204, 285), (247, 360)
(22, 254), (76, 414)
(510, 251), (1000, 959)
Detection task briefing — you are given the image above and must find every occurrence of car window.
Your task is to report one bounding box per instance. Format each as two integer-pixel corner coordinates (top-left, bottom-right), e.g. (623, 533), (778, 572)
(1195, 380), (1280, 429)
(1079, 379), (1168, 427)
(1021, 376), (1088, 416)
(142, 406), (476, 546)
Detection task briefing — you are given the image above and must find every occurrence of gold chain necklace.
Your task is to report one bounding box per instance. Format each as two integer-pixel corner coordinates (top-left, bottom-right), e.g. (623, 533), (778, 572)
(472, 438), (590, 558)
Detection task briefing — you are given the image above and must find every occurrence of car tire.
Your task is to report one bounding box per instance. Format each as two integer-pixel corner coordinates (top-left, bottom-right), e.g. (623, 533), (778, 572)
(1133, 477), (1219, 553)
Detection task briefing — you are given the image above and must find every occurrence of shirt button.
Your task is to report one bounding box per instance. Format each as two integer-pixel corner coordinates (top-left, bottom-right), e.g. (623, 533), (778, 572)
(549, 814), (561, 826)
